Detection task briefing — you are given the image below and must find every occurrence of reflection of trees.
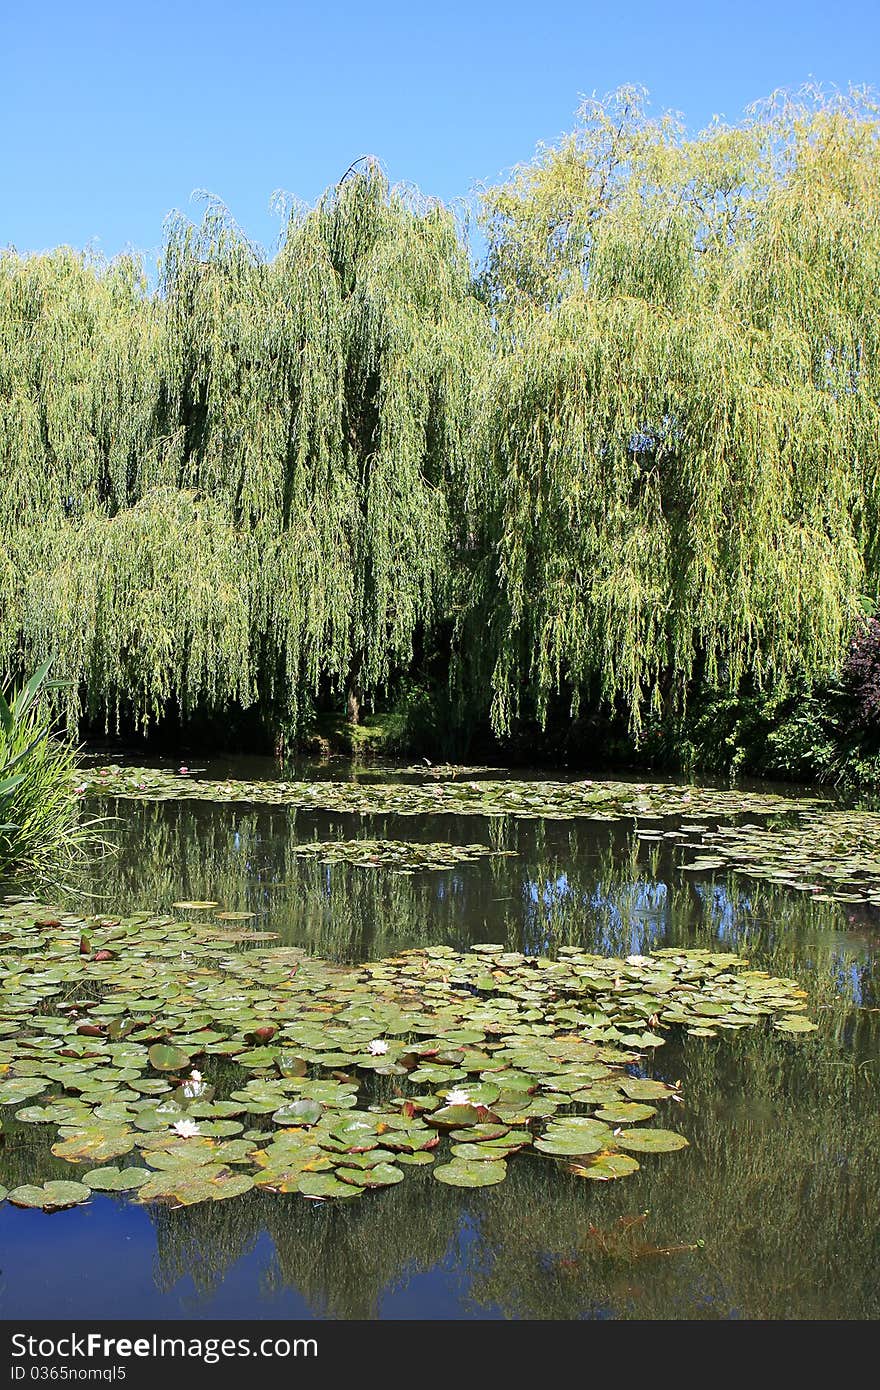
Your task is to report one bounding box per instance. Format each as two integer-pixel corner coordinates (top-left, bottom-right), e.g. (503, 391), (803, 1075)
(471, 1006), (880, 1320)
(149, 1169), (462, 1319)
(66, 803), (877, 1009)
(141, 999), (879, 1319)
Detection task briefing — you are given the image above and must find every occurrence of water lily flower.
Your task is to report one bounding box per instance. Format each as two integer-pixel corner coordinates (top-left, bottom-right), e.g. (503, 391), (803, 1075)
(178, 766), (189, 775)
(445, 1088), (473, 1106)
(73, 783), (87, 794)
(171, 1119), (200, 1139)
(368, 1039), (389, 1055)
(189, 1069), (202, 1082)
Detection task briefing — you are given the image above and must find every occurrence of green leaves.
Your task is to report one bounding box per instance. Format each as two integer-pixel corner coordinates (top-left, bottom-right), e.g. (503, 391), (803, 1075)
(615, 1128), (689, 1154)
(8, 1181), (91, 1210)
(569, 1153), (640, 1181)
(148, 1044), (192, 1072)
(0, 897), (816, 1209)
(83, 1166), (151, 1191)
(434, 1159), (508, 1187)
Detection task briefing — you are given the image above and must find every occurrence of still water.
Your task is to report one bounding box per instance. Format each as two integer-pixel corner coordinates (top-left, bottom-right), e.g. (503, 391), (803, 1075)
(1, 760), (878, 1319)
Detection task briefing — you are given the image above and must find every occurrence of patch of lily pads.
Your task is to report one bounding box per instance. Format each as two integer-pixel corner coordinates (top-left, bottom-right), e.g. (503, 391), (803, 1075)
(678, 807), (880, 905)
(287, 839), (515, 874)
(75, 765), (818, 823)
(0, 900), (817, 1210)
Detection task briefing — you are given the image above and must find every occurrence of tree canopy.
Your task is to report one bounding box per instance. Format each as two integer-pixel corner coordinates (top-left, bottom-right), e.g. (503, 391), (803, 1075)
(1, 88), (878, 743)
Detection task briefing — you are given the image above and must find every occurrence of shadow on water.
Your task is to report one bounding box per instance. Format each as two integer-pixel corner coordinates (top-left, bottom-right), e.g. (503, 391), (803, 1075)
(1, 781), (878, 1319)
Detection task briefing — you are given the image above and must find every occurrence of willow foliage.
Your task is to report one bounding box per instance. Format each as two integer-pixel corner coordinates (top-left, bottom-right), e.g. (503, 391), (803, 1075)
(0, 167), (484, 731)
(476, 85), (880, 733)
(1, 91), (878, 742)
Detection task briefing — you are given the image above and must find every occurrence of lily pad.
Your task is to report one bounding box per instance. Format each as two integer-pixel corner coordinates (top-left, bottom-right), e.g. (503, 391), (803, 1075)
(297, 1172), (364, 1199)
(148, 1044), (191, 1072)
(8, 1181), (91, 1210)
(593, 1102), (658, 1123)
(569, 1152), (641, 1180)
(337, 1162), (404, 1188)
(272, 1099), (323, 1126)
(83, 1166), (151, 1191)
(774, 1016), (819, 1033)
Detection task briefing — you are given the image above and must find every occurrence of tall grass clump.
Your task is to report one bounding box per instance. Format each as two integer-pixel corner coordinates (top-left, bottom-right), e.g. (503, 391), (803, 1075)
(0, 663), (100, 880)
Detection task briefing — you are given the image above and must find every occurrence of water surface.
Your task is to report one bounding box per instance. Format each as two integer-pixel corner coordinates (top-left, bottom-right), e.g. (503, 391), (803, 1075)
(1, 763), (877, 1320)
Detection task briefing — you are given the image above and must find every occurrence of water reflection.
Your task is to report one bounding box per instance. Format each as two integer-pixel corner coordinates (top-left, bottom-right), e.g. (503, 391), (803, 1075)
(1, 789), (877, 1319)
(67, 798), (878, 1009)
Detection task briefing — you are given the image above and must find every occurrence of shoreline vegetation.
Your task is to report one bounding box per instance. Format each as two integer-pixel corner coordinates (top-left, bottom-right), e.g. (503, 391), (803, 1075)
(2, 85), (880, 787)
(0, 664), (106, 881)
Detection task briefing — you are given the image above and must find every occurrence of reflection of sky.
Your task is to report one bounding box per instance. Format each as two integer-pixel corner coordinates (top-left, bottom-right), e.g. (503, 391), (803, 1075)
(693, 883), (875, 1007)
(523, 872), (670, 958)
(519, 870), (875, 1008)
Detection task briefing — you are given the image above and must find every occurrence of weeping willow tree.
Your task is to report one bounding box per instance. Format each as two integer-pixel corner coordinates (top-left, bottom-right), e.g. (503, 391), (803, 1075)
(0, 165), (484, 733)
(1, 94), (879, 747)
(472, 85), (880, 736)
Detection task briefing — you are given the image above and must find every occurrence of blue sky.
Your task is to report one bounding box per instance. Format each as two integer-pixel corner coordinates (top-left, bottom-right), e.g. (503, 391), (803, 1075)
(3, 1), (878, 264)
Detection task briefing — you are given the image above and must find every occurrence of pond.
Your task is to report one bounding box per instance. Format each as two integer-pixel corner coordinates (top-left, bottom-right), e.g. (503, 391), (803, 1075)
(0, 758), (878, 1320)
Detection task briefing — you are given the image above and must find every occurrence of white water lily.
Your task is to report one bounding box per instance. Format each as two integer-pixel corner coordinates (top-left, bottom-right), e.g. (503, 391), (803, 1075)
(445, 1088), (473, 1106)
(189, 1069), (202, 1082)
(368, 1039), (389, 1055)
(171, 1119), (200, 1139)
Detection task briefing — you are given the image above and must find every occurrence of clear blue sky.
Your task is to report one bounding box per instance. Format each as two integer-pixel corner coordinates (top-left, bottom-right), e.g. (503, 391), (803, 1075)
(3, 0), (878, 265)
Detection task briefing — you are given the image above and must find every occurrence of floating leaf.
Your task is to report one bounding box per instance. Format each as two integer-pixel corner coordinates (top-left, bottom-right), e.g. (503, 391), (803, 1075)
(434, 1158), (507, 1187)
(8, 1181), (91, 1210)
(83, 1166), (151, 1191)
(51, 1127), (135, 1163)
(337, 1163), (404, 1188)
(569, 1153), (640, 1180)
(272, 1099), (323, 1126)
(593, 1102), (657, 1123)
(148, 1044), (191, 1072)
(620, 1078), (675, 1102)
(774, 1016), (819, 1033)
(296, 1173), (364, 1200)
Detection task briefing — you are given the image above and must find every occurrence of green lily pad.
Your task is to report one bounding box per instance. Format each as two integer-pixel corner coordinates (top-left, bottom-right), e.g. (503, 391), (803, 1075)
(0, 1079), (48, 1105)
(8, 1181), (91, 1210)
(593, 1102), (658, 1123)
(434, 1158), (507, 1187)
(774, 1016), (819, 1033)
(428, 1103), (492, 1128)
(337, 1162), (404, 1188)
(620, 1078), (675, 1101)
(568, 1152), (641, 1180)
(148, 1044), (191, 1072)
(534, 1134), (607, 1156)
(83, 1166), (151, 1191)
(51, 1127), (135, 1163)
(272, 1099), (323, 1126)
(296, 1172), (364, 1199)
